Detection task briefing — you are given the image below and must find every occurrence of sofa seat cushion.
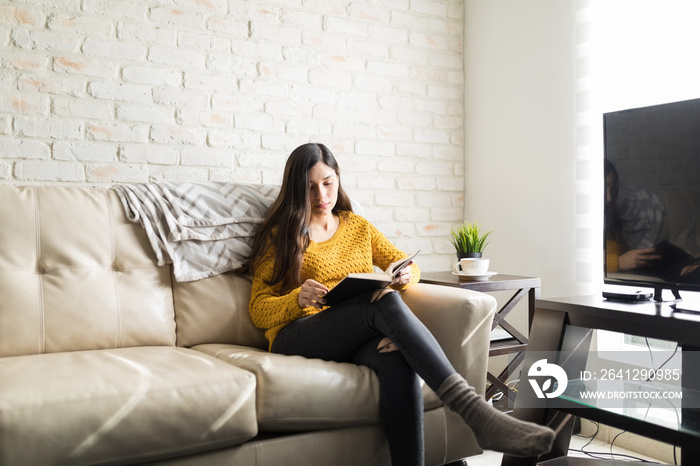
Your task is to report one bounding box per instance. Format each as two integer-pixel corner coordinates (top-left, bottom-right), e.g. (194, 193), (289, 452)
(192, 343), (441, 432)
(0, 346), (257, 465)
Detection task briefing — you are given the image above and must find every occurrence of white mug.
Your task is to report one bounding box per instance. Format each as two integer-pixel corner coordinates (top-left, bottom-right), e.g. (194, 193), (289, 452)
(453, 258), (489, 274)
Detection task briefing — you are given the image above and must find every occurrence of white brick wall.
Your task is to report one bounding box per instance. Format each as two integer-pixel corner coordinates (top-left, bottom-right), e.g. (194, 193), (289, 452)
(0, 0), (465, 271)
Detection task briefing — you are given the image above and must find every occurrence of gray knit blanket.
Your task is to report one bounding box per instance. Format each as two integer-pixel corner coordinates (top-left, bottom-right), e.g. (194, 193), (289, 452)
(111, 182), (279, 282)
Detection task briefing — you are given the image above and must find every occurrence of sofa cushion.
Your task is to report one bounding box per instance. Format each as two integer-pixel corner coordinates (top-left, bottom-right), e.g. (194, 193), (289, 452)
(0, 186), (177, 357)
(0, 346), (257, 465)
(193, 343), (441, 431)
(173, 272), (267, 350)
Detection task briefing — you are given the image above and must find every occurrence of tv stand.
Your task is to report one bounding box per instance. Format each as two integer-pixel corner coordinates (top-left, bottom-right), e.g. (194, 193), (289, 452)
(672, 304), (700, 316)
(653, 285), (681, 302)
(501, 295), (700, 466)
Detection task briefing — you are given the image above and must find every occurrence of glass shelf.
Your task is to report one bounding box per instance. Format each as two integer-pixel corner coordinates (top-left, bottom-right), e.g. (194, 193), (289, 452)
(553, 378), (700, 446)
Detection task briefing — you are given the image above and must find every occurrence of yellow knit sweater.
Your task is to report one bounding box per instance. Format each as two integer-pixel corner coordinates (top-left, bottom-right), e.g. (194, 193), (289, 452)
(249, 211), (420, 349)
(606, 238), (622, 272)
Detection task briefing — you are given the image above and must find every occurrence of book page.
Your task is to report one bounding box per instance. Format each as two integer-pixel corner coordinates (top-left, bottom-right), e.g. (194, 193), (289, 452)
(388, 250), (420, 279)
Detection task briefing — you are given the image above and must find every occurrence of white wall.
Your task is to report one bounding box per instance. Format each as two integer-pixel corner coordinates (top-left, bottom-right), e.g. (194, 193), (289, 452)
(464, 2), (699, 461)
(0, 0), (465, 271)
(463, 0), (700, 300)
(464, 0), (579, 298)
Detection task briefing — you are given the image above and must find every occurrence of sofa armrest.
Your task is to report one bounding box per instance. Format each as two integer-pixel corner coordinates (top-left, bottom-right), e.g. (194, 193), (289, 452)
(401, 283), (496, 394)
(401, 283), (497, 461)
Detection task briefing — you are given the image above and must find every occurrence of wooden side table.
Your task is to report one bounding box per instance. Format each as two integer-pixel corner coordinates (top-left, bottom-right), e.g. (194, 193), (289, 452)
(420, 272), (541, 407)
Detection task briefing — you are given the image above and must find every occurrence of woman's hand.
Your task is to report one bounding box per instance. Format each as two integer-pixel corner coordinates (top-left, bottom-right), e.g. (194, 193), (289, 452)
(298, 279), (329, 309)
(390, 260), (413, 286)
(618, 248), (661, 270)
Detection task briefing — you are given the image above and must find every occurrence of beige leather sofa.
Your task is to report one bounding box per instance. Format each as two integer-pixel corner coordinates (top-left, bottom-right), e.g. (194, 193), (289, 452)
(0, 185), (497, 466)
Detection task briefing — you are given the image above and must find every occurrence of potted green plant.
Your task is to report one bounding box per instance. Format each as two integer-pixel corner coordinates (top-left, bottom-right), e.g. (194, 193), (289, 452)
(450, 220), (493, 259)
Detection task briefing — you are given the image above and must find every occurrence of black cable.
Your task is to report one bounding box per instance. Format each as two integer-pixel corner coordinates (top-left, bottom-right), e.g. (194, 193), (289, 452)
(642, 337), (680, 466)
(609, 428), (631, 461)
(673, 444), (678, 465)
(644, 337), (679, 381)
(605, 338), (679, 464)
(573, 427), (661, 463)
(576, 338), (681, 464)
(568, 445), (661, 463)
(577, 420), (599, 451)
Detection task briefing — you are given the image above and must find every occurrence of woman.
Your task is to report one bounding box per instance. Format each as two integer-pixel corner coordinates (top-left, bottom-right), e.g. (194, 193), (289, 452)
(605, 159), (661, 272)
(243, 143), (554, 465)
(605, 159), (700, 281)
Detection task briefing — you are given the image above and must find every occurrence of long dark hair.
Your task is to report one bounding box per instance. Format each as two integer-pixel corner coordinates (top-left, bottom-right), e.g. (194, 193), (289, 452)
(605, 159), (625, 246)
(242, 143), (353, 292)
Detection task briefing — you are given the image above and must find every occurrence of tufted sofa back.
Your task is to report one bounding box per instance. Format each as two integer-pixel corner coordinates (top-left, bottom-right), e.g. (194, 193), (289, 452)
(0, 185), (267, 358)
(172, 272), (267, 350)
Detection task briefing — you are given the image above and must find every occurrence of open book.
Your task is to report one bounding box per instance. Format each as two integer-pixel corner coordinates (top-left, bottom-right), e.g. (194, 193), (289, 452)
(324, 250), (420, 306)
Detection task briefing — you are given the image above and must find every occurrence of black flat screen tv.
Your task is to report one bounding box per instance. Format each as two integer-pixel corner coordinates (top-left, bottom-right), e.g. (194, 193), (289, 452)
(604, 97), (700, 302)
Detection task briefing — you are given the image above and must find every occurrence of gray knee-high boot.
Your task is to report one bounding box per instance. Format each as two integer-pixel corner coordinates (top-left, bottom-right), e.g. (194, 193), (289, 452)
(437, 373), (555, 457)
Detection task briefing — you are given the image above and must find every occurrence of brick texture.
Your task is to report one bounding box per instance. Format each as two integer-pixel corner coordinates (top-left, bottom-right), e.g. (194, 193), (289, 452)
(0, 0), (465, 270)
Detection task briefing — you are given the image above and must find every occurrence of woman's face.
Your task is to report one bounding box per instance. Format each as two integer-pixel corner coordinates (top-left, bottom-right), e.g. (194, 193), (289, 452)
(308, 162), (339, 217)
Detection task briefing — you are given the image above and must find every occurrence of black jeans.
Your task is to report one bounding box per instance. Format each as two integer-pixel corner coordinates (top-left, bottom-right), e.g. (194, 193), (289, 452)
(271, 290), (457, 466)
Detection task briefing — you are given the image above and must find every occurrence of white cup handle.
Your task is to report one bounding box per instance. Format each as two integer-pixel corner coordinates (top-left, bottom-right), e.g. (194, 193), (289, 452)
(453, 262), (461, 271)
